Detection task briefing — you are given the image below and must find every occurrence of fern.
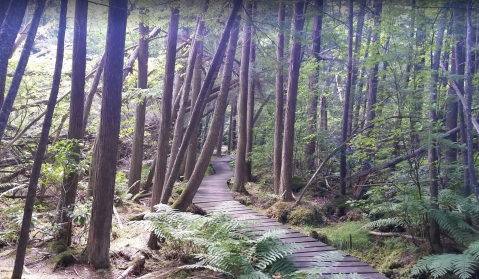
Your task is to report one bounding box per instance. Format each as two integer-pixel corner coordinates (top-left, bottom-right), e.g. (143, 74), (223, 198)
(362, 217), (403, 230)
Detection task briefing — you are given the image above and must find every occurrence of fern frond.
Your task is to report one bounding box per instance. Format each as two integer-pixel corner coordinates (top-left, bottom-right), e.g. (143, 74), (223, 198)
(429, 210), (477, 245)
(465, 240), (479, 260)
(269, 257), (297, 276)
(412, 253), (477, 279)
(362, 217), (403, 230)
(239, 270), (273, 279)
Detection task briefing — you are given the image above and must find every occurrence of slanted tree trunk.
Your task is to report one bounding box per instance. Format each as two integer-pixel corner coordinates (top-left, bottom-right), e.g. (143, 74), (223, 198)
(128, 14), (149, 197)
(465, 1), (479, 201)
(273, 0), (286, 195)
(167, 2), (208, 187)
(245, 22), (256, 182)
(228, 95), (237, 153)
(85, 0), (128, 268)
(305, 0), (323, 172)
(340, 0), (354, 195)
(11, 1), (66, 277)
(82, 54), (105, 136)
(233, 3), (252, 193)
(148, 7), (179, 249)
(0, 0), (42, 143)
(161, 0), (242, 203)
(184, 43), (203, 180)
(0, 0), (29, 108)
(172, 16), (240, 211)
(428, 9), (446, 253)
(279, 1), (306, 201)
(57, 0), (87, 246)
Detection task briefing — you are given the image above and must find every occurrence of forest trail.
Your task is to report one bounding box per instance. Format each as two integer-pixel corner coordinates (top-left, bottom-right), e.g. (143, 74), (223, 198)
(192, 155), (387, 279)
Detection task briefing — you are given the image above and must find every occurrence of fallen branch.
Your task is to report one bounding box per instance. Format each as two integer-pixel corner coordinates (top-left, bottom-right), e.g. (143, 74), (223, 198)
(368, 231), (426, 241)
(113, 205), (123, 230)
(117, 255), (146, 279)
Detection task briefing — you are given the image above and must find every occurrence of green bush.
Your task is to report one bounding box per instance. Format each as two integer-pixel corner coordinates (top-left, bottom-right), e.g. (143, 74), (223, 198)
(288, 206), (318, 226)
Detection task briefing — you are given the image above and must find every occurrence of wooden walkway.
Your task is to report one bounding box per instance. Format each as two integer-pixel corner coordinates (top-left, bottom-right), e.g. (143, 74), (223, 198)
(192, 156), (386, 279)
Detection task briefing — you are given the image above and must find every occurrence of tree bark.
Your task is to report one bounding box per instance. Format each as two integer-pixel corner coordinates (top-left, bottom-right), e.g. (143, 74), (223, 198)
(465, 1), (479, 201)
(85, 0), (128, 268)
(128, 14), (149, 197)
(233, 3), (252, 193)
(228, 95), (237, 153)
(0, 0), (29, 108)
(82, 54), (105, 137)
(57, 0), (88, 246)
(305, 0), (323, 172)
(172, 16), (240, 211)
(428, 9), (446, 254)
(166, 2), (208, 189)
(245, 22), (256, 182)
(0, 0), (42, 144)
(273, 0), (286, 195)
(148, 7), (179, 249)
(340, 0), (354, 195)
(279, 1), (306, 201)
(184, 44), (203, 180)
(11, 1), (65, 277)
(162, 0), (242, 203)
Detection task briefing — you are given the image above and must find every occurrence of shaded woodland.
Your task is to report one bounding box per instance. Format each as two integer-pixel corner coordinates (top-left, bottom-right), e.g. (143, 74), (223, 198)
(1, 0), (479, 278)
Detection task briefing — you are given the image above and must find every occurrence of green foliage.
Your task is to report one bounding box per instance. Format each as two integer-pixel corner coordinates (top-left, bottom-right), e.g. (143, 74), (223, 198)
(115, 171), (129, 199)
(67, 200), (92, 227)
(314, 222), (372, 251)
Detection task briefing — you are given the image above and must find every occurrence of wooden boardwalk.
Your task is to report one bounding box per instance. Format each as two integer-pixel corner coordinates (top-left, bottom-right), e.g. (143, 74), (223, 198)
(192, 156), (386, 279)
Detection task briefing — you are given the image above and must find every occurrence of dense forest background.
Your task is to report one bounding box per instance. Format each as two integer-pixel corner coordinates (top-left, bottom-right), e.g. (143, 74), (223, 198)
(1, 0), (479, 278)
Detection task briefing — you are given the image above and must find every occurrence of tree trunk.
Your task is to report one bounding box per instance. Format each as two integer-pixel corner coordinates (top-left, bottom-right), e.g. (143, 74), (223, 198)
(167, 2), (208, 188)
(161, 0), (242, 203)
(11, 1), (66, 278)
(245, 22), (256, 182)
(0, 0), (43, 143)
(305, 0), (323, 172)
(184, 43), (203, 180)
(85, 0), (127, 268)
(57, 0), (87, 246)
(273, 0), (285, 195)
(228, 95), (237, 153)
(340, 0), (354, 195)
(216, 119), (224, 156)
(82, 54), (105, 136)
(465, 1), (479, 201)
(148, 7), (179, 249)
(279, 1), (306, 201)
(428, 9), (446, 253)
(172, 16), (240, 211)
(366, 0), (382, 129)
(0, 0), (29, 108)
(233, 3), (252, 193)
(128, 15), (149, 197)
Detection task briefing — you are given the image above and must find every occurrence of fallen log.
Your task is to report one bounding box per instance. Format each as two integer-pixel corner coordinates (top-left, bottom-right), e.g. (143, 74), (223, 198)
(117, 254), (146, 279)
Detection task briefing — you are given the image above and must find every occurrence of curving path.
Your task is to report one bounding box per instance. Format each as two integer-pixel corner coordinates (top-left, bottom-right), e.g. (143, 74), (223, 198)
(192, 155), (387, 279)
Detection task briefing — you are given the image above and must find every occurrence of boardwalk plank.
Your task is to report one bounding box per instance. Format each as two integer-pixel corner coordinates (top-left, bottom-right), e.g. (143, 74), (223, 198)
(192, 156), (387, 279)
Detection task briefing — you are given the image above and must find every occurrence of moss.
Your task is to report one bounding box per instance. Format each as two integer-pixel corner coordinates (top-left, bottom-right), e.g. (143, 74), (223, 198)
(51, 249), (79, 269)
(288, 206), (318, 226)
(291, 177), (304, 192)
(235, 194), (253, 206)
(265, 201), (291, 224)
(47, 240), (68, 253)
(167, 269), (190, 279)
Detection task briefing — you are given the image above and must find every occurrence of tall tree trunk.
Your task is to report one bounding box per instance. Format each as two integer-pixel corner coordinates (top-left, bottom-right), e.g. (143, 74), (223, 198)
(279, 1), (306, 201)
(0, 0), (43, 143)
(366, 0), (382, 130)
(57, 0), (88, 245)
(82, 54), (105, 136)
(167, 2), (208, 187)
(428, 8), (446, 253)
(148, 7), (179, 249)
(11, 1), (66, 277)
(184, 43), (203, 180)
(340, 0), (354, 195)
(216, 119), (224, 156)
(348, 0), (365, 137)
(85, 0), (127, 268)
(245, 22), (256, 182)
(353, 27), (372, 131)
(128, 14), (149, 197)
(172, 16), (241, 211)
(465, 1), (479, 201)
(233, 3), (252, 193)
(305, 0), (323, 172)
(0, 0), (29, 108)
(273, 0), (286, 195)
(228, 95), (237, 153)
(161, 0), (242, 203)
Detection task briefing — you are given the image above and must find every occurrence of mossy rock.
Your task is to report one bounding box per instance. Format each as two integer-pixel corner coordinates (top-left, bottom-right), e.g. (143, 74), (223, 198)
(291, 177), (305, 192)
(288, 205), (320, 226)
(265, 201), (291, 224)
(51, 250), (79, 269)
(235, 195), (253, 206)
(309, 230), (328, 243)
(47, 240), (68, 254)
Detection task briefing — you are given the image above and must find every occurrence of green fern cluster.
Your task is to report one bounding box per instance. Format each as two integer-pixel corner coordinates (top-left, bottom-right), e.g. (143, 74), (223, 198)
(137, 204), (363, 278)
